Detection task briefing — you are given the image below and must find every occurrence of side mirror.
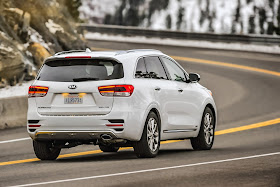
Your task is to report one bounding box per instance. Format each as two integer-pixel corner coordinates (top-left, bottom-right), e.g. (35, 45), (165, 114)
(189, 73), (200, 82)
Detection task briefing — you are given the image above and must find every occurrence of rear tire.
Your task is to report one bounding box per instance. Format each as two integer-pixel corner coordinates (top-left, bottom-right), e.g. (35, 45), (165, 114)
(33, 140), (61, 160)
(133, 111), (160, 158)
(191, 107), (215, 150)
(99, 144), (119, 152)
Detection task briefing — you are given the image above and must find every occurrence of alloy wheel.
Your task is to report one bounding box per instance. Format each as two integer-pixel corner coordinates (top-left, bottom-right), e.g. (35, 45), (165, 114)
(204, 113), (214, 145)
(147, 118), (159, 152)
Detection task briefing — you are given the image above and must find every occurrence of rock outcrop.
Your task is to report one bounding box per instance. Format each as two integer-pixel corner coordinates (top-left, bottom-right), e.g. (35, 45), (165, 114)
(27, 42), (51, 68)
(0, 32), (25, 86)
(0, 0), (87, 87)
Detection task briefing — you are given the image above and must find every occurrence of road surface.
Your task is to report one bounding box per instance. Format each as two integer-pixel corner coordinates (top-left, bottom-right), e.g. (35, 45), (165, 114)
(0, 41), (279, 186)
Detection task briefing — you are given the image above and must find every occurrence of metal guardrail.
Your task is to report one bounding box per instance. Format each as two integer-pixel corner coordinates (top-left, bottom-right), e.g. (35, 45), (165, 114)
(79, 24), (280, 46)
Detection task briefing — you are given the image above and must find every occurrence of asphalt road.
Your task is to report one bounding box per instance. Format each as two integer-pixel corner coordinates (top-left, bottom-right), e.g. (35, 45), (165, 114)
(0, 41), (279, 187)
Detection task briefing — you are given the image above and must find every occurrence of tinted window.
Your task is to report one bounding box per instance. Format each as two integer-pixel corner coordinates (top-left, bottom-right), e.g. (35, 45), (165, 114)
(37, 59), (123, 82)
(144, 57), (168, 80)
(161, 57), (186, 82)
(135, 58), (147, 78)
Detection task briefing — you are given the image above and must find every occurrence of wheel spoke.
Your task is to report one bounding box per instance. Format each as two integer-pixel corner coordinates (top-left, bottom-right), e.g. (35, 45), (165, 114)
(207, 115), (211, 124)
(204, 117), (208, 125)
(148, 138), (152, 146)
(147, 124), (151, 134)
(152, 121), (157, 133)
(151, 119), (155, 132)
(210, 129), (214, 136)
(154, 131), (159, 137)
(209, 135), (213, 143)
(148, 128), (152, 136)
(149, 138), (154, 150)
(204, 127), (207, 133)
(205, 132), (209, 141)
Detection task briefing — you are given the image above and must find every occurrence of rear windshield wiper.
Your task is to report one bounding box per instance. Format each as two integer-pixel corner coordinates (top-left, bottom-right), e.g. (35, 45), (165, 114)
(73, 77), (99, 82)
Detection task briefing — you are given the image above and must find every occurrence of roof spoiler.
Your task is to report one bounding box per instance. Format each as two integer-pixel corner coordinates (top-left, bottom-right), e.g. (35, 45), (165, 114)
(54, 48), (92, 56)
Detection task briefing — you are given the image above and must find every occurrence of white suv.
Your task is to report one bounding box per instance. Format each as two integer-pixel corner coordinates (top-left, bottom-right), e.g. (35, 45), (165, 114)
(27, 49), (217, 160)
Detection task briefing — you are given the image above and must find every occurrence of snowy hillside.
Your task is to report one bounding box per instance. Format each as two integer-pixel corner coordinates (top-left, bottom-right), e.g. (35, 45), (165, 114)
(79, 0), (280, 35)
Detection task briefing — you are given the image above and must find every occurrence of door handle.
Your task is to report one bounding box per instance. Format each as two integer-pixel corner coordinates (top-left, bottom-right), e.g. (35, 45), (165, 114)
(178, 89), (183, 92)
(155, 87), (161, 91)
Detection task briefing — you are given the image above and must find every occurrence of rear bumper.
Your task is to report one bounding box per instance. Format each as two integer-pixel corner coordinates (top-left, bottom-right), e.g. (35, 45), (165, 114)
(27, 99), (147, 141)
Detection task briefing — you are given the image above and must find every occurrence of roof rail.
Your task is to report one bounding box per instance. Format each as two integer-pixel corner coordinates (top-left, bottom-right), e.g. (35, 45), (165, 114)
(115, 49), (162, 55)
(55, 48), (92, 56)
(127, 49), (162, 53)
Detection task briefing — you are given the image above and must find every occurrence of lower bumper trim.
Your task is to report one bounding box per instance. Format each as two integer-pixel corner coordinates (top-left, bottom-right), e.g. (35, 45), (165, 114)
(34, 131), (117, 141)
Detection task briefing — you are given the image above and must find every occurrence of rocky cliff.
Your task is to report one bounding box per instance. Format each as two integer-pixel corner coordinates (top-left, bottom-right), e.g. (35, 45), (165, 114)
(0, 0), (86, 87)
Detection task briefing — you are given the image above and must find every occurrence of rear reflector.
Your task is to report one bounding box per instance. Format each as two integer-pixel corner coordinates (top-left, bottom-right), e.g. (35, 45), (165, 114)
(65, 56), (91, 58)
(28, 86), (49, 97)
(28, 125), (41, 128)
(98, 85), (134, 97)
(106, 124), (124, 127)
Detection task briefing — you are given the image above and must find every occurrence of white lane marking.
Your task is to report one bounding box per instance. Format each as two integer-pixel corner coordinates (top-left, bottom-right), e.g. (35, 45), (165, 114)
(9, 152), (280, 187)
(0, 137), (30, 144)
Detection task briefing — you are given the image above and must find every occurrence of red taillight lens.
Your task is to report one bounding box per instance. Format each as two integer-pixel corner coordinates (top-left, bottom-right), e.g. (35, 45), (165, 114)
(28, 86), (49, 98)
(98, 85), (134, 97)
(65, 56), (91, 58)
(106, 124), (123, 127)
(28, 125), (41, 128)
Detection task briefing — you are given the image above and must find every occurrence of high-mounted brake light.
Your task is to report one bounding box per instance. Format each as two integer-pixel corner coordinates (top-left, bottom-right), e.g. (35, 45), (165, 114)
(28, 86), (49, 97)
(65, 56), (91, 59)
(98, 85), (134, 97)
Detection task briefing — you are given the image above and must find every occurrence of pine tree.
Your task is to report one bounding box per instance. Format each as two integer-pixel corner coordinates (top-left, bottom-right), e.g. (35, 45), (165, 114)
(177, 7), (184, 30)
(277, 0), (280, 35)
(166, 14), (172, 29)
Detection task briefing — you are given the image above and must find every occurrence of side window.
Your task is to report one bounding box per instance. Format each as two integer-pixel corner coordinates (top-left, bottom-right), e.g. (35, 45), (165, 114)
(135, 58), (147, 78)
(144, 56), (168, 80)
(161, 57), (186, 82)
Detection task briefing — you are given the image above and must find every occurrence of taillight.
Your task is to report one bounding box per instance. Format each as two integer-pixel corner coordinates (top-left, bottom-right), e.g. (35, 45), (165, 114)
(98, 85), (134, 97)
(28, 86), (49, 97)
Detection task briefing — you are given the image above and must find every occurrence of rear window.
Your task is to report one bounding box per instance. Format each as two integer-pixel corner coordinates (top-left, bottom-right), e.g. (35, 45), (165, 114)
(37, 59), (124, 82)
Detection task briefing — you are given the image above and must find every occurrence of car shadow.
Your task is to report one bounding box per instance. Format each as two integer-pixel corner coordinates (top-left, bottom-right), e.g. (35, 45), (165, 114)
(54, 148), (195, 163)
(56, 150), (137, 162)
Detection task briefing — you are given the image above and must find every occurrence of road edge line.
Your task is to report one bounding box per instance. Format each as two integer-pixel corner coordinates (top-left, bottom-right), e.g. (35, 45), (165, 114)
(9, 152), (280, 187)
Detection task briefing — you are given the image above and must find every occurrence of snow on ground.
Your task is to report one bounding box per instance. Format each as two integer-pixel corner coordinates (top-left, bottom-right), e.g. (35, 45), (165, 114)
(45, 19), (64, 34)
(0, 81), (33, 99)
(85, 32), (280, 54)
(0, 43), (13, 53)
(28, 27), (51, 51)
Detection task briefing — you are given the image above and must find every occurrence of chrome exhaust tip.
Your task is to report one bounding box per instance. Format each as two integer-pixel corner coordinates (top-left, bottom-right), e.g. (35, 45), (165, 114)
(101, 134), (113, 141)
